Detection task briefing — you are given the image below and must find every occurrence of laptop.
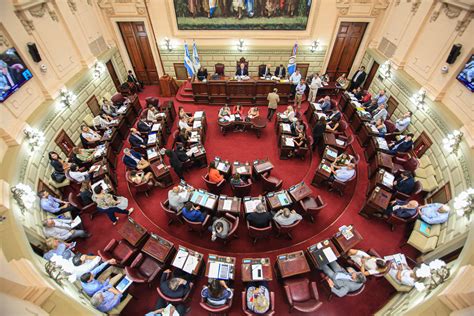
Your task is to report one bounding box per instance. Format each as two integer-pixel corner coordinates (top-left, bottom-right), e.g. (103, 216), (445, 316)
(115, 276), (133, 293)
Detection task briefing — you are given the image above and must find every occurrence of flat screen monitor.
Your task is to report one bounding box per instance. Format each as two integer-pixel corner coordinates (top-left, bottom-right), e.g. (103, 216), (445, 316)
(456, 54), (474, 92)
(0, 47), (33, 102)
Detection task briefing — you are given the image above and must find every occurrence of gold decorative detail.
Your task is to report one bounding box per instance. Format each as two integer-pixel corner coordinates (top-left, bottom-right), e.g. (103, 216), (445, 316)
(430, 9), (441, 22)
(0, 34), (10, 47)
(443, 3), (462, 19)
(394, 0), (401, 6)
(67, 0), (78, 13)
(411, 0), (421, 14)
(455, 12), (473, 37)
(18, 16), (35, 34)
(29, 4), (47, 18)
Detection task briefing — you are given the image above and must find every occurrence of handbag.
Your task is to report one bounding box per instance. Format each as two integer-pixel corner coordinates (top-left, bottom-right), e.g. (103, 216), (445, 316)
(51, 171), (66, 183)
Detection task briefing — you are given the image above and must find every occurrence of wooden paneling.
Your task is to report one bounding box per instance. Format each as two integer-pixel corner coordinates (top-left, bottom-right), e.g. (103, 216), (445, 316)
(54, 130), (75, 156)
(174, 63), (188, 80)
(414, 131), (433, 158)
(296, 63), (310, 80)
(386, 96), (398, 119)
(106, 60), (121, 90)
(427, 183), (451, 204)
(327, 22), (368, 81)
(363, 61), (379, 90)
(86, 95), (100, 116)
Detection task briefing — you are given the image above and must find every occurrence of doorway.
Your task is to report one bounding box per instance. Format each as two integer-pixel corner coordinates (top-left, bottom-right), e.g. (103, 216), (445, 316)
(106, 60), (121, 90)
(326, 22), (368, 81)
(363, 61), (379, 90)
(118, 21), (159, 85)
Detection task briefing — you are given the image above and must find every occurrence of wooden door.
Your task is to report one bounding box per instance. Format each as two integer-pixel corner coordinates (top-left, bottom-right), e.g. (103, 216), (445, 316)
(326, 22), (368, 81)
(118, 22), (159, 85)
(106, 60), (121, 89)
(87, 95), (100, 116)
(413, 131), (433, 158)
(296, 63), (310, 80)
(363, 61), (379, 90)
(174, 63), (188, 80)
(386, 96), (398, 119)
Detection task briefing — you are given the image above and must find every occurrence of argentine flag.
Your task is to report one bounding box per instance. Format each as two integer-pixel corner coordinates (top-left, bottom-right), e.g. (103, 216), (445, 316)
(184, 42), (195, 77)
(287, 43), (298, 76)
(192, 41), (201, 72)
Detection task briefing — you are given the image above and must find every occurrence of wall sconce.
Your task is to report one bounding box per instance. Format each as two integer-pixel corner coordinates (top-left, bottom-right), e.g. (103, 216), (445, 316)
(10, 183), (36, 214)
(310, 40), (319, 53)
(453, 188), (474, 219)
(163, 37), (173, 52)
(59, 88), (76, 108)
(92, 62), (105, 79)
(23, 126), (45, 153)
(380, 60), (392, 78)
(237, 39), (245, 52)
(414, 259), (450, 292)
(442, 130), (463, 155)
(45, 261), (67, 286)
(411, 88), (427, 111)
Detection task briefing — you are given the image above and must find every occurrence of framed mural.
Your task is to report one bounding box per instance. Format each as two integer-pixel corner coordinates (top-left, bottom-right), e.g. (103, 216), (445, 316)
(173, 0), (313, 30)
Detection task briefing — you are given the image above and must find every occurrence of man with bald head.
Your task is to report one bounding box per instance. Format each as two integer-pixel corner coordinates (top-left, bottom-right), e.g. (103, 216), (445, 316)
(167, 186), (192, 211)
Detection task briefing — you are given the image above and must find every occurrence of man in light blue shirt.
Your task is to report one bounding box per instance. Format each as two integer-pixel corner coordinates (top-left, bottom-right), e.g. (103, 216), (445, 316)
(289, 70), (302, 96)
(419, 203), (450, 224)
(39, 191), (80, 217)
(80, 258), (123, 296)
(395, 111), (412, 132)
(372, 89), (387, 106)
(331, 163), (356, 182)
(371, 104), (388, 123)
(91, 287), (122, 313)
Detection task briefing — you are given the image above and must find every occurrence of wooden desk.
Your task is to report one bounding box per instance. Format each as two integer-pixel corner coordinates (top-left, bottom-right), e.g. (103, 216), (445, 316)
(358, 123), (379, 147)
(253, 159), (274, 177)
(190, 189), (218, 211)
(351, 110), (369, 133)
(344, 101), (358, 122)
(142, 233), (175, 264)
(217, 195), (242, 215)
(365, 137), (390, 162)
(241, 258), (273, 282)
(150, 162), (173, 187)
(205, 254), (236, 280)
(339, 92), (351, 113)
(311, 160), (332, 186)
(332, 226), (363, 254)
(188, 144), (208, 168)
(288, 182), (312, 202)
(307, 240), (341, 269)
(368, 152), (394, 178)
(360, 186), (393, 218)
(214, 157), (232, 177)
(243, 196), (267, 214)
(117, 217), (148, 247)
(218, 117), (267, 138)
(368, 169), (395, 194)
(266, 190), (293, 211)
(171, 245), (204, 276)
(232, 161), (252, 178)
(323, 133), (346, 152)
(276, 251), (311, 278)
(322, 146), (339, 162)
(317, 82), (340, 97)
(278, 122), (293, 139)
(279, 135), (296, 159)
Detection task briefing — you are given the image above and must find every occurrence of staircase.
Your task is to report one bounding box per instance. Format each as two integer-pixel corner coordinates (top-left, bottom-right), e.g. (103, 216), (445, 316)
(175, 81), (195, 104)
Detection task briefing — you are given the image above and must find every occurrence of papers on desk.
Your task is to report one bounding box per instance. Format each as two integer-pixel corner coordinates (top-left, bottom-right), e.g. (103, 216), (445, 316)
(369, 125), (379, 133)
(323, 247), (338, 263)
(71, 216), (82, 229)
(217, 162), (227, 172)
(313, 103), (322, 111)
(382, 172), (395, 186)
(205, 196), (216, 209)
(147, 148), (158, 160)
(89, 165), (101, 173)
(183, 255), (199, 274)
(352, 101), (362, 107)
(148, 133), (157, 144)
(151, 123), (161, 132)
(335, 139), (345, 146)
(384, 253), (407, 266)
(326, 148), (338, 159)
(193, 120), (202, 129)
(208, 262), (231, 280)
(91, 180), (108, 192)
(252, 264), (264, 280)
(277, 193), (290, 206)
(350, 96), (358, 101)
(244, 199), (262, 213)
(186, 146), (199, 157)
(117, 106), (127, 114)
(94, 145), (106, 158)
(194, 111), (204, 119)
(222, 199), (232, 211)
(157, 112), (166, 118)
(173, 249), (199, 274)
(376, 137), (389, 150)
(321, 164), (332, 173)
(236, 166), (247, 174)
(279, 114), (288, 120)
(281, 123), (291, 132)
(284, 137), (295, 147)
(316, 112), (327, 119)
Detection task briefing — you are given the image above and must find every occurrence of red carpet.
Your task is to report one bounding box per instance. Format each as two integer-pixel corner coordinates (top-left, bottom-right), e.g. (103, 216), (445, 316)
(77, 84), (418, 315)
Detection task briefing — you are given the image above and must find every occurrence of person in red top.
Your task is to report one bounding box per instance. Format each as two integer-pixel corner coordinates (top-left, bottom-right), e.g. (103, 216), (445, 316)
(208, 161), (224, 183)
(233, 104), (242, 116)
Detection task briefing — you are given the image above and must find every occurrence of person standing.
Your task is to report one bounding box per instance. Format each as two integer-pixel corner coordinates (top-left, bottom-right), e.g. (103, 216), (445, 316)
(312, 117), (327, 151)
(289, 69), (301, 96)
(266, 88), (280, 121)
(294, 80), (306, 110)
(348, 66), (366, 91)
(165, 149), (185, 180)
(308, 73), (322, 103)
(127, 70), (143, 91)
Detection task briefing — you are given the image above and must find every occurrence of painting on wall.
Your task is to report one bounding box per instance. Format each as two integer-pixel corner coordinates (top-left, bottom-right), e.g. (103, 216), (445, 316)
(173, 0), (313, 30)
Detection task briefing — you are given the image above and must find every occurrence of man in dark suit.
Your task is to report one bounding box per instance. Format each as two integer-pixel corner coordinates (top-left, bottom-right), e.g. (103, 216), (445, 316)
(165, 149), (184, 180)
(127, 70), (143, 91)
(348, 66), (366, 91)
(274, 64), (286, 78)
(122, 148), (148, 170)
(128, 128), (146, 149)
(394, 171), (415, 195)
(259, 64), (272, 77)
(247, 203), (272, 228)
(158, 269), (191, 299)
(196, 66), (208, 81)
(312, 117), (327, 151)
(235, 63), (248, 76)
(327, 108), (342, 123)
(388, 133), (414, 155)
(137, 118), (152, 133)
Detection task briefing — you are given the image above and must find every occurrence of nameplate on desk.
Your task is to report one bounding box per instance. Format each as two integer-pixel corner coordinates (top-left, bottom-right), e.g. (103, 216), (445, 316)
(152, 123), (161, 132)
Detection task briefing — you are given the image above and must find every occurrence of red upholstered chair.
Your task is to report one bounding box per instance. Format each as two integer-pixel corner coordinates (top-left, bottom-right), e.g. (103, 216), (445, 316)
(241, 291), (275, 316)
(156, 271), (194, 303)
(283, 278), (323, 313)
(274, 219), (302, 239)
(202, 173), (225, 194)
(64, 170), (82, 191)
(200, 290), (233, 315)
(231, 179), (253, 197)
(329, 172), (356, 196)
(68, 192), (97, 219)
(125, 171), (153, 197)
(125, 253), (162, 287)
(337, 134), (354, 151)
(247, 220), (272, 245)
(352, 153), (361, 166)
(261, 172), (283, 193)
(98, 239), (138, 267)
(394, 180), (423, 201)
(393, 156), (419, 173)
(183, 214), (211, 236)
(334, 120), (348, 136)
(384, 120), (402, 142)
(161, 199), (183, 225)
(221, 213), (239, 245)
(319, 272), (365, 300)
(344, 248), (391, 279)
(215, 63), (225, 76)
(295, 143), (309, 160)
(386, 207), (419, 231)
(299, 195), (326, 223)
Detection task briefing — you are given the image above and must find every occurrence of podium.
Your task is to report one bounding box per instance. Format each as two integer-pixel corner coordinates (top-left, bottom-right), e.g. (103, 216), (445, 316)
(159, 75), (179, 97)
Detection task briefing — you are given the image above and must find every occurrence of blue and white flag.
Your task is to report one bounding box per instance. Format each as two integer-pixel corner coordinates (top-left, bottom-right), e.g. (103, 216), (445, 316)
(184, 42), (194, 77)
(287, 43), (298, 76)
(209, 0), (217, 17)
(192, 41), (200, 72)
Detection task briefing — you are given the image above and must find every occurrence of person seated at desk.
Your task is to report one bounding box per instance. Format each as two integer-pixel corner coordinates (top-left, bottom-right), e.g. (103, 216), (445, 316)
(209, 216), (231, 241)
(178, 106), (194, 124)
(247, 202), (272, 228)
(230, 173), (247, 186)
(233, 104), (243, 117)
(282, 105), (297, 123)
(235, 63), (249, 77)
(92, 185), (134, 225)
(147, 104), (162, 122)
(351, 87), (363, 100)
(43, 238), (75, 261)
(175, 145), (190, 163)
(395, 111), (413, 132)
(363, 89), (387, 107)
(383, 199), (419, 219)
(312, 117), (327, 151)
(274, 64), (286, 78)
(245, 282), (271, 314)
(347, 249), (389, 276)
(327, 108), (342, 124)
(182, 202), (206, 222)
(49, 151), (70, 174)
(175, 129), (189, 148)
(336, 73), (348, 89)
(218, 104), (232, 118)
(69, 163), (92, 183)
(159, 269), (191, 299)
(145, 298), (189, 316)
(208, 161), (224, 183)
(201, 279), (233, 307)
(371, 104), (388, 123)
(387, 134), (414, 155)
(130, 170), (164, 188)
(363, 99), (379, 114)
(320, 261), (366, 298)
(419, 203), (450, 225)
(93, 113), (115, 130)
(318, 96), (332, 112)
(360, 90), (372, 104)
(80, 258), (123, 296)
(197, 66), (208, 81)
(326, 116), (340, 133)
(332, 152), (352, 167)
(91, 286), (123, 313)
(129, 128), (146, 149)
(42, 218), (89, 241)
(72, 147), (99, 165)
(393, 171), (415, 195)
(138, 118), (153, 133)
(259, 64), (272, 77)
(81, 125), (102, 147)
(168, 186), (190, 211)
(123, 148), (150, 170)
(101, 99), (118, 117)
(273, 208), (302, 226)
(247, 106), (260, 119)
(178, 116), (192, 132)
(330, 163), (356, 182)
(291, 120), (304, 136)
(289, 131), (306, 158)
(388, 262), (417, 287)
(39, 190), (80, 217)
(374, 118), (387, 136)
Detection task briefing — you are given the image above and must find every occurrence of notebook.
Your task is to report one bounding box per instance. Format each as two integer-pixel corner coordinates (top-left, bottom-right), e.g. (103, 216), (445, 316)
(208, 262), (231, 280)
(116, 276), (133, 293)
(222, 199), (232, 211)
(252, 264), (264, 280)
(419, 221), (432, 237)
